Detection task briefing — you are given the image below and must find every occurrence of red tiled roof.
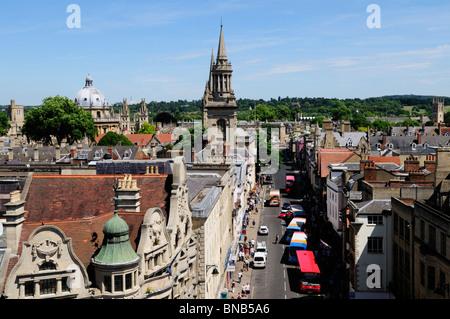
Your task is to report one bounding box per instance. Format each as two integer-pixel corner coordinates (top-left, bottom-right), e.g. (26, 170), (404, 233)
(369, 156), (401, 165)
(126, 134), (154, 147)
(318, 148), (355, 177)
(15, 174), (171, 271)
(155, 133), (175, 145)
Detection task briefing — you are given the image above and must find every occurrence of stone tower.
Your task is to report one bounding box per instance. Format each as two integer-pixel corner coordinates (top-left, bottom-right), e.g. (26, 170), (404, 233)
(119, 98), (130, 135)
(135, 98), (149, 132)
(432, 98), (444, 124)
(6, 99), (24, 136)
(202, 23), (238, 145)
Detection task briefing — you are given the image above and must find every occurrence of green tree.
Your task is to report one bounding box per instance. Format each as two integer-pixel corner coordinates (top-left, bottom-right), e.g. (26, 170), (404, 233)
(97, 131), (134, 146)
(444, 111), (450, 126)
(0, 112), (11, 136)
(137, 122), (156, 134)
(21, 95), (97, 145)
(372, 119), (392, 133)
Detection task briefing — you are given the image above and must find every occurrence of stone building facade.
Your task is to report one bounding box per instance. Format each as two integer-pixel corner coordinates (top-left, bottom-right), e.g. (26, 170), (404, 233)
(0, 156), (199, 299)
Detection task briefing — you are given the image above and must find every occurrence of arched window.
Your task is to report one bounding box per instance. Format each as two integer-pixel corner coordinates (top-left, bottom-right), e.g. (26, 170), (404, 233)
(39, 262), (57, 271)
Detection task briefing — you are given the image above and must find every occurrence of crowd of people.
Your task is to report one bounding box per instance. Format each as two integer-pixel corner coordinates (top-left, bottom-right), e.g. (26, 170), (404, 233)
(227, 184), (263, 299)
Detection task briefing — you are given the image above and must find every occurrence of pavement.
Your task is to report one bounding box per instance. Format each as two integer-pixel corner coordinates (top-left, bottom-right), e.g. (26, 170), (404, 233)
(225, 184), (267, 299)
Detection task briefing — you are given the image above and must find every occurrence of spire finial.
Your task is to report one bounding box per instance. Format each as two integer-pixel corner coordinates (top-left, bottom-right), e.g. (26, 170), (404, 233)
(221, 17), (223, 28)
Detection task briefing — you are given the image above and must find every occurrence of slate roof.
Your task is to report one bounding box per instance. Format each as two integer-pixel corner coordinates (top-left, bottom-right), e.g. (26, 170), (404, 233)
(351, 199), (392, 214)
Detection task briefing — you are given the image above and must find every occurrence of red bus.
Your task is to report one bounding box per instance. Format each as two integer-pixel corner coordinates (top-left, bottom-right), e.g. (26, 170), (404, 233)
(285, 175), (295, 194)
(296, 250), (321, 294)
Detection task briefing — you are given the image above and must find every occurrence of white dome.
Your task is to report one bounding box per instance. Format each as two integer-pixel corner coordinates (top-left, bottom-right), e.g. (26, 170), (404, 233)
(74, 74), (107, 107)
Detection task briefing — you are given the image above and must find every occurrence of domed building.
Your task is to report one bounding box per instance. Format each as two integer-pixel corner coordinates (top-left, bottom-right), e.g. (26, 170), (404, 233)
(74, 74), (121, 135)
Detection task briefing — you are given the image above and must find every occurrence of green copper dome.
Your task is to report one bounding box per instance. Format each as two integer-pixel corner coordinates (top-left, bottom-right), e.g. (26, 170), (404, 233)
(93, 212), (139, 265)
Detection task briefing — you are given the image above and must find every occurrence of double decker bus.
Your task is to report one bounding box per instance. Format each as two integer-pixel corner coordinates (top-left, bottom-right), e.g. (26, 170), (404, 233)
(296, 250), (321, 294)
(284, 217), (306, 243)
(268, 189), (281, 207)
(288, 231), (307, 263)
(285, 174), (295, 194)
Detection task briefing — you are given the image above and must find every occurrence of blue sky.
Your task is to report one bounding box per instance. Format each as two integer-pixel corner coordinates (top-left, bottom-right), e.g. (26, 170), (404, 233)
(1, 0), (450, 105)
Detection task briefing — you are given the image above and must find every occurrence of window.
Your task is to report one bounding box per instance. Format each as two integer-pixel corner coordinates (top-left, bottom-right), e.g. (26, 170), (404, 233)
(427, 266), (435, 290)
(368, 215), (383, 225)
(104, 275), (112, 292)
(368, 237), (383, 253)
(420, 262), (425, 286)
(114, 275), (123, 292)
(25, 281), (34, 297)
(440, 232), (447, 256)
(62, 277), (70, 292)
(39, 262), (56, 271)
(125, 273), (132, 290)
(429, 225), (436, 249)
(40, 278), (57, 295)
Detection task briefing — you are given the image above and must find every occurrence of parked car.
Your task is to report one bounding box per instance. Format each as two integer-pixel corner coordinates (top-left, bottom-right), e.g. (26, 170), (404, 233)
(258, 226), (269, 235)
(253, 252), (267, 268)
(256, 241), (268, 256)
(279, 202), (291, 218)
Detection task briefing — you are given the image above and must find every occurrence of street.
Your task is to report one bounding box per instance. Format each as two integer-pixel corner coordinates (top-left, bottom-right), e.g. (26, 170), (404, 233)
(251, 150), (344, 299)
(251, 160), (310, 299)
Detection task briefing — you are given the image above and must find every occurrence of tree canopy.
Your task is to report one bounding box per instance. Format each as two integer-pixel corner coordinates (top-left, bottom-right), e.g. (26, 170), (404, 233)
(137, 122), (156, 134)
(21, 95), (97, 145)
(97, 131), (134, 146)
(0, 112), (11, 136)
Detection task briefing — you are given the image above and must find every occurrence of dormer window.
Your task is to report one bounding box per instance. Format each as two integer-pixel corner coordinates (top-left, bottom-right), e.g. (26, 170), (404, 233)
(376, 143), (381, 150)
(388, 143), (394, 149)
(347, 138), (353, 147)
(411, 143), (417, 150)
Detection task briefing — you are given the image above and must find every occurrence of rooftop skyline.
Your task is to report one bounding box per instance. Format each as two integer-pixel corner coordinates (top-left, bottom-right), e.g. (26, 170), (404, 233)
(1, 0), (450, 105)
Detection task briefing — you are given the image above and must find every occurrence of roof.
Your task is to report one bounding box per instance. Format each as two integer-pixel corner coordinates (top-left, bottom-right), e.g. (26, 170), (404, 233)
(369, 156), (401, 166)
(24, 175), (170, 223)
(351, 199), (391, 214)
(4, 174), (171, 274)
(318, 148), (355, 178)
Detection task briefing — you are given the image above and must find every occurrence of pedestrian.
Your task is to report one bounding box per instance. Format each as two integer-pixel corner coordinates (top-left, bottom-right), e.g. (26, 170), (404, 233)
(245, 282), (250, 295)
(238, 271), (242, 284)
(250, 246), (254, 258)
(231, 280), (235, 293)
(244, 258), (249, 271)
(275, 234), (280, 244)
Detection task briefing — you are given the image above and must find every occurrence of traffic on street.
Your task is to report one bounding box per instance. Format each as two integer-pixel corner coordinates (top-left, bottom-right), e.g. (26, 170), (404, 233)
(250, 148), (346, 299)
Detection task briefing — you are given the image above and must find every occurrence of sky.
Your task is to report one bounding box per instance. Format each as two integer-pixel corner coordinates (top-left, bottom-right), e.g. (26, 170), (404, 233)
(1, 0), (450, 106)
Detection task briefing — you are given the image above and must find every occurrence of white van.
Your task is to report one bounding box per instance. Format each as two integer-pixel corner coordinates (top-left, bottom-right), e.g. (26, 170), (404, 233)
(253, 252), (267, 268)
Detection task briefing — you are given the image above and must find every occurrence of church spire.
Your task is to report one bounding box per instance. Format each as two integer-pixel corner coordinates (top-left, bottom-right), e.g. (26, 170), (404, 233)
(216, 21), (227, 62)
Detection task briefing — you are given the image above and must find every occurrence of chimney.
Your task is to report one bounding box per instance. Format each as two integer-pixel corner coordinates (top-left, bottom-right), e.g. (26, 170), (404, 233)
(34, 145), (39, 162)
(364, 162), (377, 181)
(409, 170), (425, 182)
(8, 147), (13, 161)
(404, 155), (420, 172)
(438, 122), (442, 136)
(4, 190), (26, 255)
(382, 134), (387, 150)
(115, 174), (141, 212)
(417, 133), (422, 145)
(424, 155), (436, 172)
(434, 147), (450, 187)
(55, 145), (60, 161)
(70, 145), (77, 158)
